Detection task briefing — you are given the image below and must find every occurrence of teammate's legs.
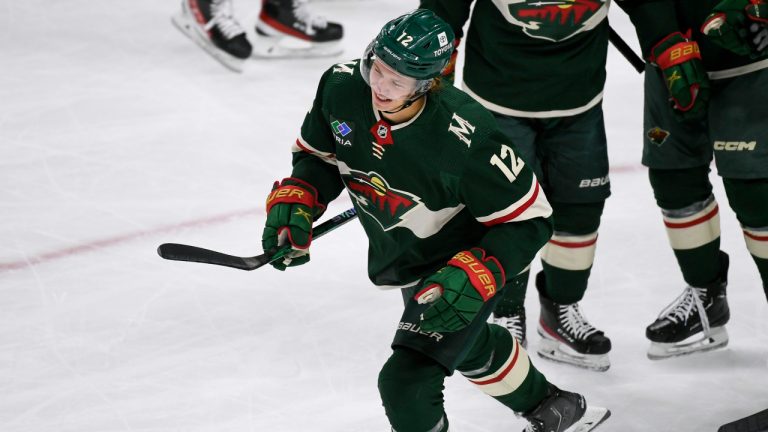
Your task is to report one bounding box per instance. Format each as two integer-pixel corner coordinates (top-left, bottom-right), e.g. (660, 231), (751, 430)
(710, 69), (768, 302)
(723, 178), (768, 301)
(642, 66), (730, 359)
(504, 105), (612, 370)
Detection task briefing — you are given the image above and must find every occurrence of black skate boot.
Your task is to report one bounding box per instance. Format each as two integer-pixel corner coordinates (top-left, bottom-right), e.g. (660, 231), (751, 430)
(492, 306), (527, 348)
(254, 0), (343, 58)
(535, 272), (611, 371)
(522, 384), (610, 432)
(172, 0), (252, 72)
(646, 251), (730, 360)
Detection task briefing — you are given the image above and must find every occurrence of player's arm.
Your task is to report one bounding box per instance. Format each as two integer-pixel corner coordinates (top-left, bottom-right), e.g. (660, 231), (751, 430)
(617, 0), (710, 120)
(290, 67), (345, 207)
(416, 130), (553, 332)
(262, 67), (345, 270)
(463, 132), (553, 279)
(615, 0), (679, 57)
(702, 0), (768, 58)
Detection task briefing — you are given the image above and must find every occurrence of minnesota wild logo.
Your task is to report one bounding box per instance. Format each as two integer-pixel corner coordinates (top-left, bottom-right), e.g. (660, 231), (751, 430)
(492, 0), (608, 41)
(342, 169), (421, 231)
(647, 126), (670, 146)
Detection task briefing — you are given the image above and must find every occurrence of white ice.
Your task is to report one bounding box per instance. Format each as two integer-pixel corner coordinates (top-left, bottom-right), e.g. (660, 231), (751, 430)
(1, 1), (766, 431)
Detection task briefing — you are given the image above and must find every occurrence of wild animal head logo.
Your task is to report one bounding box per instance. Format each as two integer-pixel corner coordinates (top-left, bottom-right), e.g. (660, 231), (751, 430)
(492, 0), (608, 42)
(647, 126), (670, 146)
(342, 170), (421, 231)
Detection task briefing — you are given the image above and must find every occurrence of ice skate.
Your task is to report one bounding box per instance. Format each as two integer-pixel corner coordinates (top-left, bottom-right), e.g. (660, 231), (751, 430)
(646, 252), (730, 360)
(172, 0), (252, 72)
(522, 384), (610, 432)
(534, 273), (611, 371)
(491, 306), (527, 348)
(253, 0), (343, 58)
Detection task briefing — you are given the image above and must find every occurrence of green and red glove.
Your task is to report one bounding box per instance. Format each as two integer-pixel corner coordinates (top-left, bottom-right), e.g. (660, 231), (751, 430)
(702, 0), (768, 58)
(261, 177), (324, 271)
(649, 31), (710, 121)
(416, 248), (505, 333)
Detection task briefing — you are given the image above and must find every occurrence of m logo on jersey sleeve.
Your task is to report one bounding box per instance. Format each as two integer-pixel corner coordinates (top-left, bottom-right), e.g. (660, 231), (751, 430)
(492, 0), (607, 42)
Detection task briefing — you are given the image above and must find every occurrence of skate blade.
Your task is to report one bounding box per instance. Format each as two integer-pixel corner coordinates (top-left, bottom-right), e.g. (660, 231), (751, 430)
(565, 406), (611, 432)
(172, 13), (246, 73)
(536, 332), (611, 372)
(250, 34), (343, 59)
(647, 326), (728, 360)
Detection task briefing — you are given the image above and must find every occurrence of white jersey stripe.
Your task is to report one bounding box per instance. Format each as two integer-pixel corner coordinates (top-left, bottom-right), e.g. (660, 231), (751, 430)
(477, 176), (552, 226)
(293, 136), (338, 166)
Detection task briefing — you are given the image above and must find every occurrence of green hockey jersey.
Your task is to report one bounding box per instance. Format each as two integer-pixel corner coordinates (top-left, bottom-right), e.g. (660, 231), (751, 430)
(620, 0), (768, 77)
(420, 0), (611, 117)
(289, 60), (553, 289)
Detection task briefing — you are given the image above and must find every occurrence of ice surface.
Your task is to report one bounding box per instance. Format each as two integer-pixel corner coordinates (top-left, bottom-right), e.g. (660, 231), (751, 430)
(1, 1), (766, 431)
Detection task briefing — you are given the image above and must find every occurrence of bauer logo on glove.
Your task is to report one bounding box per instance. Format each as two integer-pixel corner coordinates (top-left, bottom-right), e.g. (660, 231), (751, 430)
(415, 248), (505, 333)
(261, 177), (325, 271)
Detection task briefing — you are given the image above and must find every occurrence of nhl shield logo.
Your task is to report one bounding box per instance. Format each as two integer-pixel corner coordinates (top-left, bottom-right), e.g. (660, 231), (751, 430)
(370, 119), (394, 160)
(492, 0), (608, 41)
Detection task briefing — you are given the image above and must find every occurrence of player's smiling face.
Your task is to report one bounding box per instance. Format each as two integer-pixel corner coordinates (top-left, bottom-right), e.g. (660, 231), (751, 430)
(368, 59), (418, 111)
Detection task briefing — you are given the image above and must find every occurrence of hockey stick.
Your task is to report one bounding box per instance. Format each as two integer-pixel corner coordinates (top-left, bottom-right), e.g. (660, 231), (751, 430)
(609, 25), (645, 74)
(718, 408), (768, 432)
(157, 207), (358, 270)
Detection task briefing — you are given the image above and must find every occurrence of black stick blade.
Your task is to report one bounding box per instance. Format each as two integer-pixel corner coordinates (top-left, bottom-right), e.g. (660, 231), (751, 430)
(719, 409), (768, 432)
(157, 243), (268, 270)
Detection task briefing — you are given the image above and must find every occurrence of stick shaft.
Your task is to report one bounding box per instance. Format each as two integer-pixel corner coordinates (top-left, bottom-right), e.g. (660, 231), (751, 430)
(157, 207), (358, 270)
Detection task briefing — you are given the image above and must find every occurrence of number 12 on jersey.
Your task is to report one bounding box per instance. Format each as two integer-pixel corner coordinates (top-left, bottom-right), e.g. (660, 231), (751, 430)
(490, 144), (524, 182)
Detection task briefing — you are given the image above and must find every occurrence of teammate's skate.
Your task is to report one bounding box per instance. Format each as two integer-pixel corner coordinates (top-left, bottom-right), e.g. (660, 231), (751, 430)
(521, 384), (610, 432)
(492, 305), (527, 348)
(646, 252), (730, 360)
(172, 0), (252, 72)
(535, 272), (611, 371)
(253, 0), (343, 58)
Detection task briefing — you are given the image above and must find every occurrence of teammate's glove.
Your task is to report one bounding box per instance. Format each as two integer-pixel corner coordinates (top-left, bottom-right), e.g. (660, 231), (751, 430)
(649, 31), (710, 121)
(261, 177), (323, 271)
(702, 0), (768, 58)
(440, 39), (460, 84)
(416, 248), (505, 333)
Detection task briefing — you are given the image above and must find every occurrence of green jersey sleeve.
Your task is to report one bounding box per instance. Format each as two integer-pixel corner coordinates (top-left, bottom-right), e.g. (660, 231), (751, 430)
(290, 66), (347, 207)
(452, 107), (554, 278)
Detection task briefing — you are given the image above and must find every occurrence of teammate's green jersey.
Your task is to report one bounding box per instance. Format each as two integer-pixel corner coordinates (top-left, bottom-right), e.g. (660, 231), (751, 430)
(620, 0), (766, 76)
(420, 0), (610, 116)
(290, 60), (553, 289)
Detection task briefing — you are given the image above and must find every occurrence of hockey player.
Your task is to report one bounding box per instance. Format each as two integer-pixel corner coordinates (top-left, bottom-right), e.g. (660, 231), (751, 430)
(420, 0), (614, 371)
(618, 0), (768, 359)
(172, 0), (343, 72)
(261, 9), (610, 432)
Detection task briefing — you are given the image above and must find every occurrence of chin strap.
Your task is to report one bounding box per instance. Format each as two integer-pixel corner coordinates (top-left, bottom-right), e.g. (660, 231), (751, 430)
(381, 91), (428, 114)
